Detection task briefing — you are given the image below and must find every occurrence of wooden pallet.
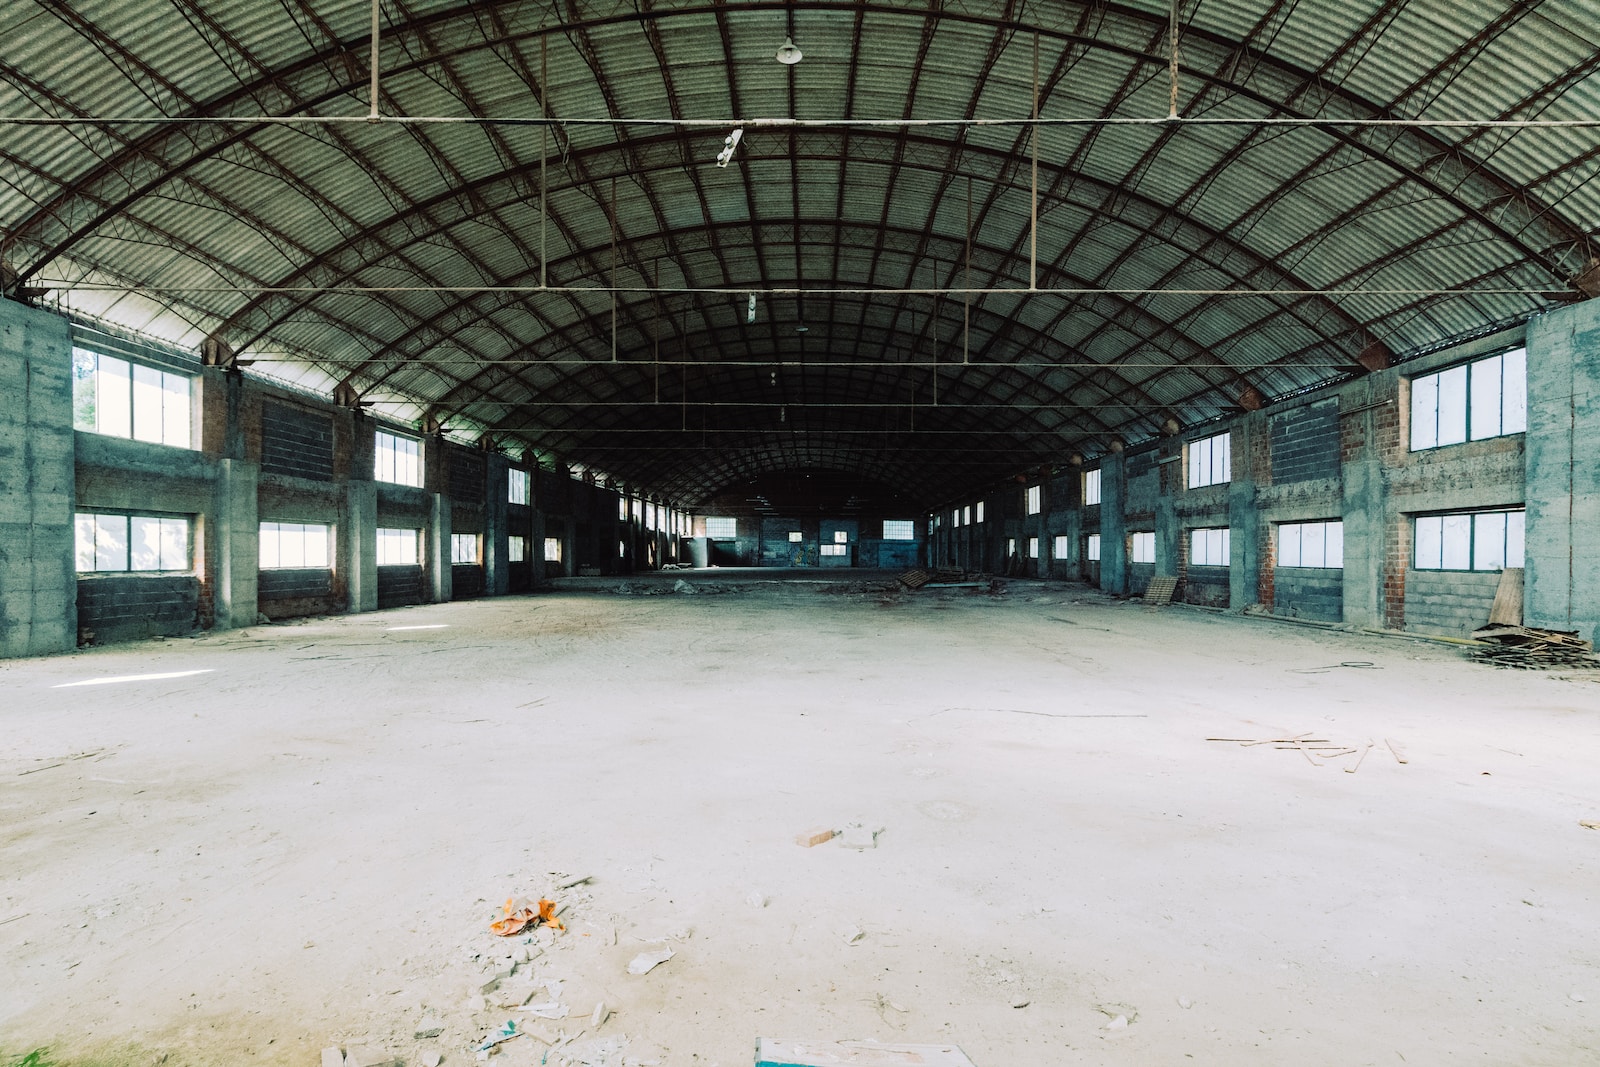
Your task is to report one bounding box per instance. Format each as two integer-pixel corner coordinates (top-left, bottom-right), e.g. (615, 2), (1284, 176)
(898, 569), (932, 589)
(1142, 576), (1179, 604)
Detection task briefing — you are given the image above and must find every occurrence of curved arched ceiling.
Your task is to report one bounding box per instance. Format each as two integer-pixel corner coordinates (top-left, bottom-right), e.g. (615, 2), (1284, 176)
(3, 0), (1597, 507)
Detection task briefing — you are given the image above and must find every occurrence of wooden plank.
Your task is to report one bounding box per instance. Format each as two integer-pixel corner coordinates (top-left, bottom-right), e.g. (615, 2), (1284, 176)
(1488, 567), (1524, 626)
(1142, 576), (1179, 604)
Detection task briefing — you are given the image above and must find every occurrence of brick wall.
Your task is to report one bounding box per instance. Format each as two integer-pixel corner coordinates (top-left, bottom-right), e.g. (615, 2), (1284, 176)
(1270, 400), (1339, 483)
(1274, 568), (1343, 622)
(258, 568), (333, 600)
(452, 564), (484, 599)
(77, 575), (199, 644)
(377, 565), (423, 609)
(449, 449), (486, 505)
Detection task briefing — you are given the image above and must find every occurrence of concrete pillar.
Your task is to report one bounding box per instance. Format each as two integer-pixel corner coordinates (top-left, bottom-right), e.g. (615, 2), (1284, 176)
(1525, 300), (1600, 641)
(1100, 452), (1128, 595)
(427, 492), (452, 603)
(1156, 466), (1179, 579)
(0, 298), (76, 657)
(1340, 380), (1387, 628)
(484, 452), (510, 596)
(211, 458), (259, 629)
(1229, 412), (1264, 609)
(345, 479), (378, 613)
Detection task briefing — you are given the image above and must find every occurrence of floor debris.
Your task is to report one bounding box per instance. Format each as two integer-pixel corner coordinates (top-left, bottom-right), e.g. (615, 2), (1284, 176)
(754, 1039), (975, 1067)
(1468, 625), (1600, 669)
(626, 944), (674, 975)
(491, 897), (564, 937)
(795, 827), (835, 847)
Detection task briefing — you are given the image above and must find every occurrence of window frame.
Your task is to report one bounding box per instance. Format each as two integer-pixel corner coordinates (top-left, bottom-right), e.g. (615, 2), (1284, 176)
(882, 519), (916, 541)
(375, 527), (421, 567)
(1130, 531), (1156, 565)
(450, 532), (480, 565)
(1413, 509), (1525, 572)
(543, 537), (563, 562)
(1188, 526), (1231, 568)
(1086, 533), (1102, 562)
(1025, 485), (1042, 515)
(1409, 348), (1527, 452)
(508, 468), (530, 505)
(374, 430), (423, 487)
(72, 347), (194, 449)
(705, 516), (738, 538)
(508, 535), (526, 563)
(258, 520), (332, 571)
(1027, 536), (1040, 559)
(1053, 534), (1070, 560)
(76, 511), (193, 574)
(1277, 520), (1345, 569)
(1187, 432), (1232, 489)
(1083, 468), (1102, 506)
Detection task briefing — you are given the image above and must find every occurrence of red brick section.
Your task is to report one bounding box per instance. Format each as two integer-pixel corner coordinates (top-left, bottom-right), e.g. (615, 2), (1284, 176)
(1257, 523), (1276, 610)
(1248, 420), (1272, 487)
(1384, 515), (1410, 630)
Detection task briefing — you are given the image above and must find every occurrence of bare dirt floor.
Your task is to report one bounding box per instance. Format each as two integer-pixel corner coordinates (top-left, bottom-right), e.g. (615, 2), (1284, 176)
(3, 575), (1599, 1067)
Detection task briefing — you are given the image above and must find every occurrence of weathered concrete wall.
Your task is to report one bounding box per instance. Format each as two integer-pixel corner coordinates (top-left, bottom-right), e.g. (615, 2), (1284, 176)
(1274, 568), (1344, 622)
(1526, 300), (1600, 641)
(0, 299), (75, 657)
(1404, 569), (1503, 637)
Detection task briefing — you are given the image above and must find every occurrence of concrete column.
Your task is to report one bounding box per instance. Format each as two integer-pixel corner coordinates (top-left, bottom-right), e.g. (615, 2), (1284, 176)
(211, 458), (259, 629)
(0, 298), (76, 657)
(427, 492), (452, 603)
(1100, 451), (1128, 595)
(484, 452), (510, 596)
(1526, 300), (1600, 641)
(1229, 412), (1264, 609)
(1156, 464), (1179, 579)
(345, 479), (377, 613)
(1340, 380), (1388, 628)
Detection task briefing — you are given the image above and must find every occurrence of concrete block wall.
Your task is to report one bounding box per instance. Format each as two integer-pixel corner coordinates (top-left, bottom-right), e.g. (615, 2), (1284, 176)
(0, 304), (690, 655)
(928, 306), (1600, 643)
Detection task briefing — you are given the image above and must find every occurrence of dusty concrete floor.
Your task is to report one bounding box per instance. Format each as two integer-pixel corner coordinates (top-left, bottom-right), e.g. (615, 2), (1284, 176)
(2, 577), (1598, 1067)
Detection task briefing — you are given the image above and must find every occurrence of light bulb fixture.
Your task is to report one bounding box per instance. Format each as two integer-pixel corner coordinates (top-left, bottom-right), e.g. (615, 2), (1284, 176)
(775, 36), (803, 65)
(746, 293), (757, 324)
(716, 126), (744, 167)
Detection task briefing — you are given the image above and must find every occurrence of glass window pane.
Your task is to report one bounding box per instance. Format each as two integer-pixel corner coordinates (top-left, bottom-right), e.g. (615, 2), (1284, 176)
(1325, 522), (1344, 569)
(1507, 511), (1525, 568)
(1437, 366), (1468, 446)
(1473, 513), (1507, 571)
(281, 524), (306, 567)
(1416, 516), (1443, 569)
(160, 518), (188, 569)
(307, 525), (329, 568)
(95, 514), (128, 571)
(1303, 522), (1325, 567)
(131, 363), (164, 443)
(1215, 434), (1231, 484)
(1469, 355), (1503, 441)
(130, 516), (162, 570)
(1501, 349), (1527, 434)
(1087, 534), (1101, 561)
(161, 372), (190, 447)
(75, 514), (97, 571)
(99, 356), (132, 438)
(1441, 513), (1471, 569)
(1279, 525), (1302, 567)
(1410, 373), (1438, 450)
(1188, 442), (1204, 487)
(260, 523), (280, 569)
(72, 350), (98, 430)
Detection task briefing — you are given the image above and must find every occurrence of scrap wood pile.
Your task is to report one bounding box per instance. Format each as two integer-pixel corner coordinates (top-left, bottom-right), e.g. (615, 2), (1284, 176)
(1469, 625), (1600, 669)
(1206, 733), (1407, 773)
(898, 568), (978, 590)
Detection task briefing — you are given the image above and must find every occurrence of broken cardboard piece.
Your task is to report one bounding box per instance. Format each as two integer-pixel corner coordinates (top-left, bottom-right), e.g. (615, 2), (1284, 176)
(627, 943), (674, 975)
(490, 896), (565, 937)
(754, 1039), (976, 1066)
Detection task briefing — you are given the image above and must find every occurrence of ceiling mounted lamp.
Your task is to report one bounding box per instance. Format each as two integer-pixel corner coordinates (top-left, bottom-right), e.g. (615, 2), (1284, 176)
(775, 36), (803, 65)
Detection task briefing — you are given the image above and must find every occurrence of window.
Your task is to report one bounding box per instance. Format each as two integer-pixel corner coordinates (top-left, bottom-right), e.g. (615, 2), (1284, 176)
(1411, 349), (1526, 451)
(883, 520), (915, 540)
(376, 528), (419, 566)
(1087, 533), (1102, 561)
(952, 509), (960, 527)
(451, 533), (479, 564)
(508, 469), (530, 505)
(787, 531), (803, 543)
(544, 537), (562, 562)
(833, 531), (848, 543)
(1130, 531), (1155, 564)
(1025, 485), (1042, 514)
(1278, 520), (1343, 568)
(1027, 537), (1039, 559)
(631, 499), (643, 522)
(375, 431), (422, 487)
(975, 502), (985, 523)
(1053, 535), (1070, 560)
(509, 536), (526, 563)
(619, 540), (627, 558)
(1187, 432), (1231, 488)
(963, 506), (972, 526)
(1189, 527), (1231, 567)
(618, 497), (628, 521)
(259, 521), (331, 569)
(1007, 538), (1017, 556)
(1415, 510), (1524, 571)
(706, 516), (737, 538)
(76, 513), (190, 572)
(1083, 468), (1102, 506)
(72, 349), (192, 448)
(820, 544), (848, 557)
(646, 503), (657, 531)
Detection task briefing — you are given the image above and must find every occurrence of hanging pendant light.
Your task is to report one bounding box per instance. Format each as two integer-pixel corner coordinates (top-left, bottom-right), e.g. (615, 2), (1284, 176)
(775, 36), (803, 65)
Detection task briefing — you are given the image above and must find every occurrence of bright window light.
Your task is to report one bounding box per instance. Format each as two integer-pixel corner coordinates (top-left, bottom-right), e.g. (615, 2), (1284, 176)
(1053, 534), (1069, 559)
(1187, 432), (1231, 488)
(1411, 349), (1526, 451)
(1025, 485), (1042, 514)
(75, 513), (191, 573)
(788, 531), (803, 543)
(376, 527), (419, 566)
(451, 533), (479, 564)
(1027, 536), (1039, 559)
(375, 431), (422, 487)
(1278, 520), (1344, 568)
(1189, 527), (1230, 567)
(975, 502), (985, 523)
(72, 348), (192, 448)
(1083, 468), (1102, 505)
(544, 537), (562, 562)
(259, 521), (331, 570)
(1414, 509), (1524, 571)
(54, 669), (213, 688)
(509, 535), (526, 562)
(1130, 531), (1155, 564)
(883, 519), (915, 540)
(706, 516), (737, 538)
(1087, 533), (1101, 561)
(508, 468), (530, 505)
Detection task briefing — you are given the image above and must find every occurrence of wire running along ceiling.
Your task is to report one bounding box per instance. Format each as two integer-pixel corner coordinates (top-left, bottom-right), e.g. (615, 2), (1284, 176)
(2, 0), (1596, 506)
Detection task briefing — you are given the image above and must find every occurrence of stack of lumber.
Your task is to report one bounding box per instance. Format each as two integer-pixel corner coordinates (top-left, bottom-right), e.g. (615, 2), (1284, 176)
(1469, 624), (1599, 669)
